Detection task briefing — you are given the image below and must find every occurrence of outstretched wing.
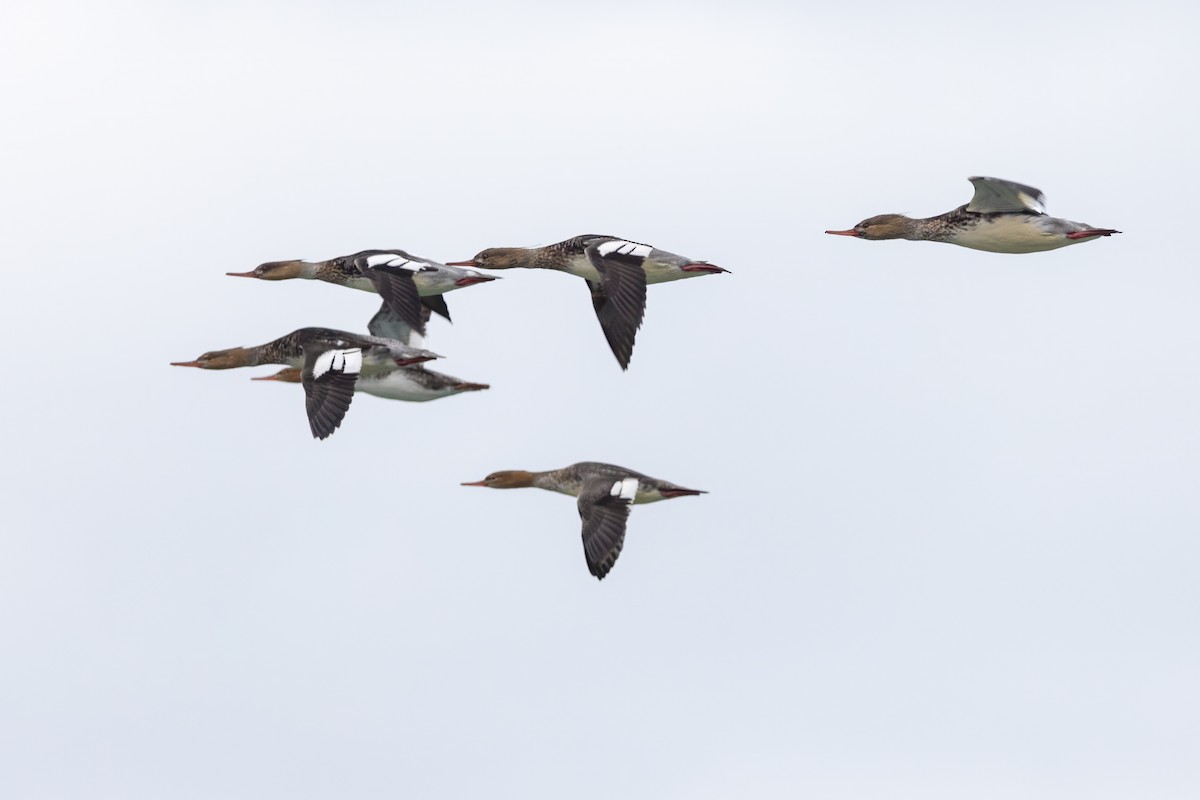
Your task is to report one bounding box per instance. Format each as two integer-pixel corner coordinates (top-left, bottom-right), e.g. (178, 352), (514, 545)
(352, 251), (436, 336)
(300, 346), (362, 440)
(577, 475), (637, 580)
(584, 239), (650, 370)
(966, 176), (1046, 214)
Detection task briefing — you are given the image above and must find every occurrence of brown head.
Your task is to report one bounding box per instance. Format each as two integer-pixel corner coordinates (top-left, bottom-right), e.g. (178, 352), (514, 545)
(226, 260), (310, 280)
(825, 214), (916, 241)
(251, 367), (302, 384)
(445, 248), (531, 271)
(461, 470), (537, 489)
(170, 347), (254, 370)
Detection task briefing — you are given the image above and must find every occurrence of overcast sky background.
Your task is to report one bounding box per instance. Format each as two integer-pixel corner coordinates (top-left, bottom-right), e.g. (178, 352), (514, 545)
(2, 1), (1199, 797)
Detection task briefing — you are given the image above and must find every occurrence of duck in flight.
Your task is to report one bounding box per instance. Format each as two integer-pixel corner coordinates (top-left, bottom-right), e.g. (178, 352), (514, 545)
(825, 176), (1120, 253)
(227, 249), (498, 337)
(462, 461), (706, 580)
(253, 354), (489, 403)
(447, 235), (727, 369)
(171, 317), (442, 439)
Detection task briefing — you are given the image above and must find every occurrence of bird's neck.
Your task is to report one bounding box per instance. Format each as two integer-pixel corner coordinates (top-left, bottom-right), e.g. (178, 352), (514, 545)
(294, 260), (324, 280)
(490, 248), (542, 270)
(255, 334), (305, 366)
(885, 215), (932, 241)
(532, 469), (581, 496)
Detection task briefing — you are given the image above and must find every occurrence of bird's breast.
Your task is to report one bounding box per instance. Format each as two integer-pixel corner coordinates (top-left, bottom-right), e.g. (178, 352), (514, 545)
(344, 275), (379, 292)
(561, 253), (602, 282)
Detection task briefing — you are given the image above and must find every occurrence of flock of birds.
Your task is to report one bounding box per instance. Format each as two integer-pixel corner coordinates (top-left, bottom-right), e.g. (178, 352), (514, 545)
(173, 176), (1119, 579)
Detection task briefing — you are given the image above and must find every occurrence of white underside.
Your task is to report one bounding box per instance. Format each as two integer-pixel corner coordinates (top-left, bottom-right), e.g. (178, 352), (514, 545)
(345, 276), (378, 292)
(948, 216), (1082, 254)
(357, 373), (455, 402)
(564, 251), (705, 283)
(348, 271), (456, 296)
(632, 487), (667, 504)
(563, 254), (602, 281)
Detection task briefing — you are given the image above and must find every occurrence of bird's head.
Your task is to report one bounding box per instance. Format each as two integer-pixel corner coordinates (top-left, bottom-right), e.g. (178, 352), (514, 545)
(826, 214), (914, 240)
(227, 259), (311, 280)
(461, 470), (537, 489)
(170, 347), (253, 370)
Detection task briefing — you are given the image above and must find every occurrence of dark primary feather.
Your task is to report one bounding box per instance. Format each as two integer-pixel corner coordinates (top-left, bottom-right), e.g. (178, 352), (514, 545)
(369, 267), (427, 336)
(576, 476), (633, 580)
(584, 247), (649, 370)
(421, 294), (451, 322)
(300, 346), (360, 440)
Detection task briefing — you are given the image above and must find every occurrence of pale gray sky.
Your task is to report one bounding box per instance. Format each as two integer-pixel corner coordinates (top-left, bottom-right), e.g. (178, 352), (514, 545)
(2, 1), (1199, 797)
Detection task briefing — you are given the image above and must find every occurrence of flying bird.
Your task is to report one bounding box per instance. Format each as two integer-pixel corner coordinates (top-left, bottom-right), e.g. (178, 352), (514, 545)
(171, 323), (442, 439)
(227, 249), (498, 336)
(447, 235), (727, 369)
(462, 462), (706, 580)
(254, 360), (489, 403)
(825, 176), (1120, 253)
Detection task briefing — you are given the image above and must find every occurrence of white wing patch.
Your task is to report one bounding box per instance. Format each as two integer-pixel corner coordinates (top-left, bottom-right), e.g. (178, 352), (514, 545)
(596, 240), (653, 259)
(312, 348), (363, 380)
(610, 477), (639, 501)
(364, 254), (426, 271)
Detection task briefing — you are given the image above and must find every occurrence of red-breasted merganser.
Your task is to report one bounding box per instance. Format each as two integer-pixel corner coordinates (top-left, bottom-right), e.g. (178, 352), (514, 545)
(825, 176), (1121, 253)
(171, 327), (441, 439)
(227, 249), (498, 335)
(253, 365), (489, 402)
(447, 235), (728, 370)
(462, 462), (706, 580)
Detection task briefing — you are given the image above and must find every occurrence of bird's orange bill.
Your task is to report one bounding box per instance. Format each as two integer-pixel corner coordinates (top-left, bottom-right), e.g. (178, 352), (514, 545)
(225, 271), (258, 277)
(444, 260), (478, 267)
(461, 480), (488, 487)
(824, 229), (860, 237)
(170, 361), (202, 367)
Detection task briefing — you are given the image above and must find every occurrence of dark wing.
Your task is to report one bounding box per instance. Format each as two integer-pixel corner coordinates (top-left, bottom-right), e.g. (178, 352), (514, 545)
(371, 269), (426, 336)
(576, 476), (634, 580)
(966, 176), (1046, 214)
(584, 241), (650, 370)
(367, 301), (429, 346)
(300, 346), (362, 440)
(421, 294), (451, 322)
(351, 251), (434, 336)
